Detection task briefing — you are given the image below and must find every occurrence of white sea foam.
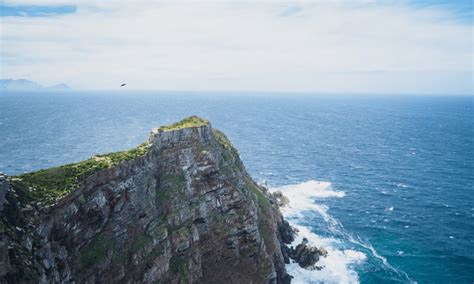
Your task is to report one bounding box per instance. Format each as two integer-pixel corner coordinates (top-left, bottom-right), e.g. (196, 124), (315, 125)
(271, 180), (363, 284)
(286, 224), (366, 284)
(273, 180), (345, 219)
(271, 180), (416, 284)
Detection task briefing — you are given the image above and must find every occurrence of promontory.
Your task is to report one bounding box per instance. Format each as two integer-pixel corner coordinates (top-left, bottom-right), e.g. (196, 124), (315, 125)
(0, 116), (323, 283)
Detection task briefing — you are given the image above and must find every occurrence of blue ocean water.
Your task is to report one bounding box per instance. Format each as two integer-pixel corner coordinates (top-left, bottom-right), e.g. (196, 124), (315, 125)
(0, 91), (473, 283)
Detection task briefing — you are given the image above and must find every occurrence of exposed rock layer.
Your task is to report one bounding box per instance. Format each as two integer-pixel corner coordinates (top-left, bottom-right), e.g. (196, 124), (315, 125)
(0, 117), (299, 283)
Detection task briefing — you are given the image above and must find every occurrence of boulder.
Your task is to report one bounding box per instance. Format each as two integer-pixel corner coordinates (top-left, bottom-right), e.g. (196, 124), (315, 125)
(290, 238), (320, 268)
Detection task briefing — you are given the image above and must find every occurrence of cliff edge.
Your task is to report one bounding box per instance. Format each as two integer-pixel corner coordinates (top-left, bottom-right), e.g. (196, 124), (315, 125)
(0, 116), (298, 283)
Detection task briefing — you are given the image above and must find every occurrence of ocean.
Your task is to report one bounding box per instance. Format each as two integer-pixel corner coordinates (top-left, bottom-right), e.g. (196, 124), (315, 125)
(0, 91), (473, 283)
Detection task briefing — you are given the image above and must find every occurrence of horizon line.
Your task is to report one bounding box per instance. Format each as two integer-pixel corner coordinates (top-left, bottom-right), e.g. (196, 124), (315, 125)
(2, 88), (472, 97)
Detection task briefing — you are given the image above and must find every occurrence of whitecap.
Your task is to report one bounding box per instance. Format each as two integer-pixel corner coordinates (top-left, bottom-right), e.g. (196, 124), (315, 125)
(271, 181), (363, 283)
(285, 224), (366, 284)
(272, 180), (344, 221)
(271, 180), (416, 284)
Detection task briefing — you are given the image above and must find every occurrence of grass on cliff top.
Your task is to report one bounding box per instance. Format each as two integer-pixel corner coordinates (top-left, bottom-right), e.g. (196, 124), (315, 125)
(11, 142), (150, 205)
(158, 116), (209, 132)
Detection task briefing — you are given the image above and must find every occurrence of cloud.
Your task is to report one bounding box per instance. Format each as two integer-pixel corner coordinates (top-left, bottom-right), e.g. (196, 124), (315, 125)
(0, 1), (472, 94)
(279, 4), (303, 17)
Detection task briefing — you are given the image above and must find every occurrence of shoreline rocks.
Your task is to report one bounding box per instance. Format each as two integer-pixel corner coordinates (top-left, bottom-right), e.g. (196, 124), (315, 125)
(291, 238), (319, 268)
(275, 190), (329, 270)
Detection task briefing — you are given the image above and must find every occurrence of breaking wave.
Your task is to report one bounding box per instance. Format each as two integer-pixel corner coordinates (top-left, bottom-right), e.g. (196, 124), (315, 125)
(271, 180), (415, 284)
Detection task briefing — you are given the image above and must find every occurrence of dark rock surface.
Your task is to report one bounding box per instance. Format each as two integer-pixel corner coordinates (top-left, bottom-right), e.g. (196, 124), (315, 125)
(0, 118), (303, 283)
(291, 238), (319, 268)
(278, 220), (295, 245)
(286, 237), (328, 269)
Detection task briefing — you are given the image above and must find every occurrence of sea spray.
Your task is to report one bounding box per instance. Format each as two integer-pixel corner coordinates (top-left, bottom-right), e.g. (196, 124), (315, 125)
(272, 180), (365, 283)
(271, 180), (416, 284)
(286, 223), (366, 284)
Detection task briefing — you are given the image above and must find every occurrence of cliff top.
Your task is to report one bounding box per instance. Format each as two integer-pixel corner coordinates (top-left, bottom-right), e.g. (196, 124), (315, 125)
(158, 116), (209, 132)
(11, 116), (211, 205)
(11, 142), (150, 205)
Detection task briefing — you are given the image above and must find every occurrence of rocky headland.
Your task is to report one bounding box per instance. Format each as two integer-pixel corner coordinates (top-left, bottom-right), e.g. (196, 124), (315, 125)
(0, 116), (325, 283)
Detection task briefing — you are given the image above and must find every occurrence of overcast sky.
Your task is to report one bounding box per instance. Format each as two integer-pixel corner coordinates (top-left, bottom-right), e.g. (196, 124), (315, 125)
(0, 0), (472, 94)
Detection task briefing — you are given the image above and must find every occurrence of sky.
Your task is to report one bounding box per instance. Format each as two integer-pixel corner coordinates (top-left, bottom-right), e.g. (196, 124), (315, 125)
(0, 0), (472, 94)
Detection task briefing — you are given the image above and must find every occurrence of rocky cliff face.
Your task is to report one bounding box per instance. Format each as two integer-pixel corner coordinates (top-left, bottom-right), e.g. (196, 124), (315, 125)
(0, 117), (294, 283)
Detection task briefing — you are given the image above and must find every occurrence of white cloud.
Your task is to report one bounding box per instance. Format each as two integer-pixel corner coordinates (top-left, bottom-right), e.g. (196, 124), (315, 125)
(0, 1), (472, 94)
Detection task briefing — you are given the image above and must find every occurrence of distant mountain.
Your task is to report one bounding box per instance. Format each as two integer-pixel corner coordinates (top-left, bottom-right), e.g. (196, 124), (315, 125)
(47, 83), (70, 90)
(0, 79), (70, 90)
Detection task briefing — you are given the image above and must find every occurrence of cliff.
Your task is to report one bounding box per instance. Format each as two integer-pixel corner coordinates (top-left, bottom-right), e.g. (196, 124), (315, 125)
(0, 116), (297, 283)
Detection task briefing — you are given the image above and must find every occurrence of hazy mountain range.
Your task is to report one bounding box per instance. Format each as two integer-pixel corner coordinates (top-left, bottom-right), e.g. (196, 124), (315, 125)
(0, 79), (70, 90)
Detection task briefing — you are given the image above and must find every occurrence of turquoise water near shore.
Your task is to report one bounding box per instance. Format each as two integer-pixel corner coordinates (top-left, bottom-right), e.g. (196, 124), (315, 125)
(1, 91), (473, 283)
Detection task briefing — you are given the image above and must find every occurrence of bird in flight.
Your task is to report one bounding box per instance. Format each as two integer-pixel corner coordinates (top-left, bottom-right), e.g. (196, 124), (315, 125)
(120, 83), (127, 87)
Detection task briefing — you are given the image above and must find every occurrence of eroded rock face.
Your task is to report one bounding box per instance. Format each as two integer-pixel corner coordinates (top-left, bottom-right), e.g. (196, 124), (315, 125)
(0, 120), (293, 283)
(0, 173), (11, 278)
(291, 238), (319, 269)
(285, 237), (328, 270)
(278, 220), (295, 245)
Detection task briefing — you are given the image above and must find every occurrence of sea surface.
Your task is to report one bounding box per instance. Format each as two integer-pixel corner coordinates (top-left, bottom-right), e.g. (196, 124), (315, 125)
(0, 91), (473, 283)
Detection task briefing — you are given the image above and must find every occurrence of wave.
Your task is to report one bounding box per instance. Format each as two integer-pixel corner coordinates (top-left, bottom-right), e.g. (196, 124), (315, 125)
(285, 223), (366, 284)
(273, 180), (345, 219)
(271, 180), (416, 284)
(272, 180), (362, 284)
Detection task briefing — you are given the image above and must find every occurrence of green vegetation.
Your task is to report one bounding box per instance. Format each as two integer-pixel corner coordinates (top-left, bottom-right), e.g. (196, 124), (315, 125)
(146, 216), (167, 237)
(114, 231), (158, 265)
(258, 220), (275, 255)
(157, 172), (186, 202)
(244, 178), (275, 255)
(169, 255), (187, 279)
(213, 129), (244, 173)
(155, 188), (171, 202)
(161, 173), (186, 188)
(11, 142), (150, 205)
(159, 116), (209, 132)
(213, 129), (234, 153)
(170, 223), (192, 236)
(79, 235), (114, 269)
(130, 234), (153, 252)
(246, 179), (271, 210)
(208, 213), (230, 235)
